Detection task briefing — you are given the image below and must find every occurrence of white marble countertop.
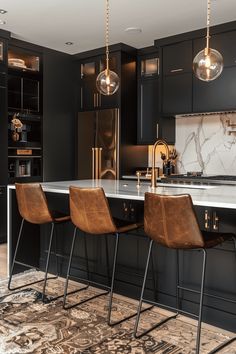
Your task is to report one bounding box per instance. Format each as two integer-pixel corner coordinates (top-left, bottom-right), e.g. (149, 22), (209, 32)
(8, 179), (236, 209)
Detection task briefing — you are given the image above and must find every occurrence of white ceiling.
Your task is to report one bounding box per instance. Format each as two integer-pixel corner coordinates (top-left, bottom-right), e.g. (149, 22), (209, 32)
(0, 0), (235, 55)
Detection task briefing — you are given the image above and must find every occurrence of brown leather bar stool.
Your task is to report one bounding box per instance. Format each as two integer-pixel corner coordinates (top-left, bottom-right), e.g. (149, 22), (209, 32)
(63, 186), (144, 325)
(8, 183), (70, 302)
(134, 193), (236, 354)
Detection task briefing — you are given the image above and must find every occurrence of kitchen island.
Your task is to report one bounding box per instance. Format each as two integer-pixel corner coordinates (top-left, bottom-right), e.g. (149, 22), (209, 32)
(7, 180), (236, 332)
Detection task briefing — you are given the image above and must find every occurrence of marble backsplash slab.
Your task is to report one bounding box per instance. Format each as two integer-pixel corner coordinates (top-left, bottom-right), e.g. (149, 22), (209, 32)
(175, 113), (236, 175)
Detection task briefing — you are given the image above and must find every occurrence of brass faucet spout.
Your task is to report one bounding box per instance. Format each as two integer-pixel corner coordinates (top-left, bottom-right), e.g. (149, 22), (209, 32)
(151, 139), (170, 188)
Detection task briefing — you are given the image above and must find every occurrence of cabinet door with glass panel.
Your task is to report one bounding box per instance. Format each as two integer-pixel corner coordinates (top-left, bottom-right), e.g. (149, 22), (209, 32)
(79, 53), (119, 111)
(8, 46), (42, 114)
(137, 52), (160, 144)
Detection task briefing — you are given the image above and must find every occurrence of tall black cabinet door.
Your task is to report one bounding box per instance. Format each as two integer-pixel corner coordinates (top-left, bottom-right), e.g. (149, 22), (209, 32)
(137, 78), (159, 144)
(162, 73), (192, 114)
(193, 67), (236, 112)
(0, 84), (8, 185)
(0, 186), (6, 243)
(80, 79), (97, 111)
(77, 111), (95, 179)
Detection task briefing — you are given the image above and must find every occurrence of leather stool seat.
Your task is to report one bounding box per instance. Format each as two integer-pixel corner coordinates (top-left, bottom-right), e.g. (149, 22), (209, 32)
(63, 186), (144, 326)
(8, 183), (71, 303)
(134, 192), (236, 354)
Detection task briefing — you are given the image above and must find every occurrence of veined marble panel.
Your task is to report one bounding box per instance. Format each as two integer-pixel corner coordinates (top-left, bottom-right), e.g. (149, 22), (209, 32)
(175, 113), (236, 174)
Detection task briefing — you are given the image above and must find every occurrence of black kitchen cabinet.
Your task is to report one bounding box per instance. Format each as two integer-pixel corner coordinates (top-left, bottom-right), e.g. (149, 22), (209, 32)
(162, 73), (192, 114)
(79, 54), (119, 111)
(138, 78), (159, 144)
(137, 49), (159, 144)
(137, 47), (175, 144)
(163, 40), (193, 75)
(7, 45), (42, 114)
(0, 186), (7, 243)
(161, 40), (193, 115)
(8, 75), (40, 113)
(194, 31), (236, 68)
(193, 66), (236, 112)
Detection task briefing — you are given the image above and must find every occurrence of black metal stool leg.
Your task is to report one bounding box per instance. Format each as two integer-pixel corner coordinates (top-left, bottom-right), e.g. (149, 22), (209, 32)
(84, 231), (90, 282)
(63, 228), (106, 310)
(208, 237), (236, 354)
(196, 249), (207, 354)
(42, 223), (55, 302)
(8, 219), (57, 292)
(176, 249), (180, 312)
(134, 240), (177, 338)
(8, 219), (25, 290)
(105, 234), (111, 286)
(134, 239), (153, 337)
(107, 233), (119, 325)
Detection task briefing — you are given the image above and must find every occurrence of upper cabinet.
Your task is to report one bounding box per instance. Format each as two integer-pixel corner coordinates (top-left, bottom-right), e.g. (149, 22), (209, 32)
(162, 40), (193, 115)
(193, 30), (236, 113)
(7, 46), (42, 114)
(79, 53), (120, 111)
(163, 40), (193, 75)
(137, 50), (159, 144)
(194, 31), (236, 68)
(137, 47), (175, 144)
(159, 28), (236, 115)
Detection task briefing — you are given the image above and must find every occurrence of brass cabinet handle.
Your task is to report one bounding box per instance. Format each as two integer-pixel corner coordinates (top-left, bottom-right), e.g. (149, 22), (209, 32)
(204, 210), (210, 230)
(213, 212), (219, 231)
(156, 123), (159, 139)
(123, 202), (128, 212)
(170, 68), (183, 73)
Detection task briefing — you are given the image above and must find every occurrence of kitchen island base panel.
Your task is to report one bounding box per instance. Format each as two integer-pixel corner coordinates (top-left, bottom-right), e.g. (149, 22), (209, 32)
(7, 181), (236, 333)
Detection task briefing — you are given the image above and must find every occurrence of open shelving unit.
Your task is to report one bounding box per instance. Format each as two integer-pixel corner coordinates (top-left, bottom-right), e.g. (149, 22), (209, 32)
(7, 45), (43, 183)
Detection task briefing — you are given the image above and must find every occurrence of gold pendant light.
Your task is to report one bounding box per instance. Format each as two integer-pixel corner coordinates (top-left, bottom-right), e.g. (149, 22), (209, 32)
(96, 0), (120, 96)
(193, 0), (223, 82)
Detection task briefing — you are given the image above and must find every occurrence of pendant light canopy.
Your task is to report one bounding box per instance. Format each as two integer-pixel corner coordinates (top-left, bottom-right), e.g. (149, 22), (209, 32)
(96, 0), (120, 96)
(193, 0), (223, 82)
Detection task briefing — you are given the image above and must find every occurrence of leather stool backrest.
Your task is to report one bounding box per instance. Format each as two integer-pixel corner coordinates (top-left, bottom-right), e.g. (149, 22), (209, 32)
(15, 183), (53, 224)
(69, 186), (117, 234)
(144, 193), (205, 249)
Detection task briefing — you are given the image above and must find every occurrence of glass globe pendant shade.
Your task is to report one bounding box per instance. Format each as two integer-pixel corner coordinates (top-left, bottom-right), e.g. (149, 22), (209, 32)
(96, 69), (120, 96)
(193, 48), (223, 82)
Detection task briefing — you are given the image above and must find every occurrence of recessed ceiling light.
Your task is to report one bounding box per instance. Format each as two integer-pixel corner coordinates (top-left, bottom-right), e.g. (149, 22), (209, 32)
(125, 27), (142, 34)
(65, 42), (73, 45)
(0, 9), (7, 14)
(0, 20), (6, 25)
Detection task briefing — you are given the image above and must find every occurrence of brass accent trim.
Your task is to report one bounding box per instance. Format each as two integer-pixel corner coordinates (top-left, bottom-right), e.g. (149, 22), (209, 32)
(204, 209), (210, 230)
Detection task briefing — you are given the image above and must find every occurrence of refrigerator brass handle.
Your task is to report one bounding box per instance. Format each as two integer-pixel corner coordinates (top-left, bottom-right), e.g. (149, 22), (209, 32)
(92, 148), (95, 179)
(98, 147), (102, 179)
(94, 93), (96, 108)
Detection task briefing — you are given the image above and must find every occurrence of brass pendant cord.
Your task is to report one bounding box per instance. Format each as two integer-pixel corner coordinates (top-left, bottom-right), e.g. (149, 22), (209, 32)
(105, 0), (110, 73)
(206, 0), (211, 53)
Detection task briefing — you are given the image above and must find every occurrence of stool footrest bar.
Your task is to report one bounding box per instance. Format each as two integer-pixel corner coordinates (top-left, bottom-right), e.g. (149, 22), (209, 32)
(208, 336), (236, 354)
(63, 290), (109, 310)
(142, 298), (198, 319)
(108, 305), (154, 327)
(177, 285), (236, 304)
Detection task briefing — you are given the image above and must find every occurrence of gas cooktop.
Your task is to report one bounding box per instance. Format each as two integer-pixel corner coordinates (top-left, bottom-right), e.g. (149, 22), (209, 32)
(162, 174), (236, 185)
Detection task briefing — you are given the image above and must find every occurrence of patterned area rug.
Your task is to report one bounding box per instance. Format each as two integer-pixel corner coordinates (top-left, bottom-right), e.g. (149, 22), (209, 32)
(0, 271), (235, 354)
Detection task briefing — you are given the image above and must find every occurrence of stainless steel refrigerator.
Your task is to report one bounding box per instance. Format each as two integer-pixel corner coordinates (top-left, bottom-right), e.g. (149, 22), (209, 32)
(77, 108), (119, 179)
